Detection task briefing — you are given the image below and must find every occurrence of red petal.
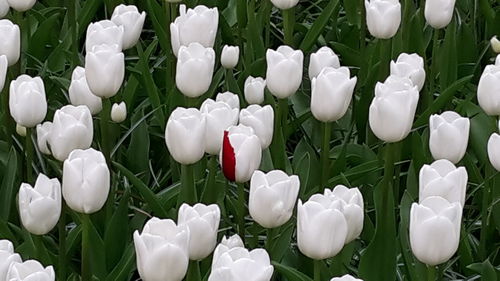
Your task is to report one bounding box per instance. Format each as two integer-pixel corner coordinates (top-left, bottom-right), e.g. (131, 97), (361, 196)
(222, 130), (236, 181)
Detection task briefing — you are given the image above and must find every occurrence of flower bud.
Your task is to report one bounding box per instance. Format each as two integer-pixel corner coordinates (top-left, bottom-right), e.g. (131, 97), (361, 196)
(311, 67), (357, 122)
(239, 105), (274, 149)
(170, 5), (218, 57)
(487, 133), (500, 171)
(429, 111), (469, 163)
(7, 260), (55, 281)
(221, 45), (239, 69)
(390, 53), (426, 91)
(134, 217), (190, 281)
(178, 203), (220, 260)
(0, 55), (6, 92)
(165, 107), (206, 165)
(201, 99), (238, 155)
(69, 67), (102, 115)
(410, 196), (462, 266)
(425, 0), (456, 29)
(111, 102), (127, 123)
(62, 148), (110, 214)
(85, 44), (125, 98)
(477, 64), (500, 116)
(419, 159), (468, 206)
(244, 76), (266, 105)
(270, 0), (299, 9)
(85, 20), (124, 52)
(490, 36), (500, 54)
(308, 46), (340, 80)
(18, 173), (61, 235)
(7, 0), (36, 12)
(220, 125), (262, 183)
(369, 76), (419, 142)
(0, 20), (20, 66)
(111, 5), (146, 50)
(9, 75), (47, 128)
(36, 121), (52, 155)
(365, 0), (401, 39)
(0, 240), (21, 281)
(266, 46), (304, 99)
(249, 170), (300, 228)
(176, 42), (215, 98)
(216, 91), (240, 110)
(331, 275), (363, 281)
(15, 123), (25, 137)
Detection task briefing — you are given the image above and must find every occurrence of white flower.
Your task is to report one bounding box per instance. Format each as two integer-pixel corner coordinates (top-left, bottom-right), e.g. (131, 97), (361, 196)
(428, 111), (469, 163)
(111, 102), (127, 123)
(111, 4), (146, 50)
(308, 46), (340, 80)
(85, 44), (125, 98)
(6, 260), (55, 281)
(176, 42), (215, 98)
(221, 45), (239, 69)
(216, 91), (240, 110)
(390, 53), (426, 91)
(85, 20), (124, 52)
(201, 99), (239, 155)
(425, 0), (456, 29)
(9, 75), (47, 128)
(419, 159), (468, 206)
(266, 45), (304, 99)
(477, 64), (500, 116)
(239, 105), (274, 149)
(365, 0), (401, 39)
(69, 67), (102, 115)
(244, 76), (266, 105)
(0, 20), (20, 66)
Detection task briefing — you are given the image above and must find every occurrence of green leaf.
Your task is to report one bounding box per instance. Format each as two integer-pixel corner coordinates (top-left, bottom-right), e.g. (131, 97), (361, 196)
(467, 260), (498, 281)
(104, 191), (130, 271)
(0, 148), (18, 221)
(271, 261), (314, 281)
(299, 0), (340, 52)
(105, 244), (136, 281)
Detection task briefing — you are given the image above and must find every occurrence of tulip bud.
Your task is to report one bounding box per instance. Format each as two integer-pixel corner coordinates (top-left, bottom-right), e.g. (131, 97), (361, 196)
(7, 260), (55, 281)
(419, 159), (467, 206)
(0, 240), (21, 281)
(308, 46), (340, 80)
(216, 91), (240, 110)
(0, 0), (8, 18)
(487, 133), (500, 171)
(221, 45), (239, 69)
(209, 244), (273, 281)
(0, 55), (6, 92)
(266, 46), (304, 99)
(239, 105), (274, 149)
(0, 20), (20, 66)
(134, 217), (190, 281)
(429, 111), (469, 163)
(18, 173), (61, 235)
(85, 20), (124, 52)
(220, 125), (262, 183)
(331, 275), (363, 281)
(425, 0), (456, 29)
(369, 76), (419, 142)
(7, 0), (36, 12)
(69, 67), (102, 115)
(311, 67), (357, 122)
(170, 5), (218, 57)
(244, 76), (266, 105)
(477, 64), (500, 116)
(85, 44), (125, 98)
(15, 123), (25, 137)
(249, 170), (299, 228)
(297, 194), (348, 260)
(176, 42), (215, 98)
(490, 36), (500, 54)
(62, 148), (110, 214)
(165, 107), (206, 165)
(111, 102), (127, 123)
(111, 5), (146, 50)
(178, 203), (220, 260)
(365, 0), (401, 39)
(410, 196), (462, 266)
(36, 121), (52, 155)
(270, 0), (299, 9)
(9, 75), (47, 128)
(200, 99), (238, 155)
(220, 234), (244, 249)
(390, 53), (426, 91)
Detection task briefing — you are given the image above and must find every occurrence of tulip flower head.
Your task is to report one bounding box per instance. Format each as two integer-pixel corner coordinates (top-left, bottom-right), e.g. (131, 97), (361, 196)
(487, 132), (500, 171)
(9, 75), (47, 128)
(266, 45), (304, 99)
(409, 196), (462, 266)
(308, 46), (340, 80)
(244, 76), (266, 105)
(85, 20), (124, 52)
(0, 55), (6, 92)
(221, 45), (239, 69)
(0, 20), (20, 66)
(176, 42), (215, 98)
(270, 0), (299, 10)
(69, 67), (102, 115)
(133, 217), (190, 281)
(419, 159), (468, 206)
(425, 0), (456, 29)
(111, 4), (146, 50)
(390, 53), (426, 91)
(0, 0), (8, 18)
(496, 54), (500, 66)
(111, 102), (127, 123)
(365, 0), (401, 39)
(477, 64), (500, 116)
(7, 0), (36, 12)
(331, 275), (364, 281)
(85, 44), (125, 98)
(220, 125), (262, 183)
(19, 173), (61, 235)
(36, 121), (52, 155)
(216, 91), (240, 110)
(429, 111), (469, 163)
(220, 234), (244, 249)
(16, 124), (26, 136)
(201, 99), (239, 155)
(6, 260), (55, 281)
(239, 105), (274, 149)
(0, 240), (21, 281)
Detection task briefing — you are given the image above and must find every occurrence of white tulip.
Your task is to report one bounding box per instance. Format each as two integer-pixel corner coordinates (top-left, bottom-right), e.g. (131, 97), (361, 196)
(0, 0), (8, 18)
(487, 133), (500, 171)
(249, 170), (300, 228)
(0, 55), (6, 92)
(216, 91), (240, 110)
(369, 76), (419, 142)
(7, 0), (36, 12)
(365, 0), (401, 39)
(176, 42), (215, 98)
(178, 203), (220, 260)
(496, 54), (500, 66)
(266, 45), (304, 99)
(239, 105), (274, 149)
(0, 240), (21, 281)
(69, 67), (102, 115)
(419, 159), (468, 206)
(311, 67), (357, 122)
(201, 99), (239, 155)
(390, 53), (426, 91)
(331, 275), (364, 281)
(6, 260), (55, 281)
(85, 44), (125, 98)
(492, 36), (500, 54)
(165, 107), (206, 165)
(270, 0), (299, 10)
(410, 196), (462, 266)
(133, 217), (190, 281)
(62, 148), (110, 214)
(425, 0), (456, 29)
(111, 5), (146, 50)
(36, 121), (52, 155)
(477, 64), (500, 116)
(18, 173), (61, 235)
(9, 75), (47, 128)
(0, 20), (20, 66)
(244, 76), (266, 105)
(85, 20), (124, 52)
(429, 111), (469, 163)
(220, 234), (244, 249)
(221, 45), (239, 69)
(308, 46), (340, 80)
(170, 5), (218, 57)
(111, 102), (127, 123)
(15, 123), (25, 137)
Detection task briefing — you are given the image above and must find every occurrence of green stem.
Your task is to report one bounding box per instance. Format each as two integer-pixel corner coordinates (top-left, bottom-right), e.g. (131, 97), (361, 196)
(383, 142), (399, 184)
(320, 122), (331, 189)
(428, 29), (440, 105)
(270, 98), (288, 171)
(58, 206), (66, 281)
(360, 0), (367, 55)
(225, 68), (231, 91)
(1, 79), (12, 146)
(68, 0), (79, 66)
(25, 128), (33, 183)
(202, 156), (218, 204)
(100, 98), (111, 163)
(265, 228), (275, 259)
(378, 38), (392, 81)
(282, 8), (295, 46)
(313, 259), (321, 281)
(178, 164), (196, 207)
(427, 265), (437, 281)
(186, 261), (201, 281)
(237, 182), (246, 242)
(81, 215), (91, 281)
(479, 164), (493, 259)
